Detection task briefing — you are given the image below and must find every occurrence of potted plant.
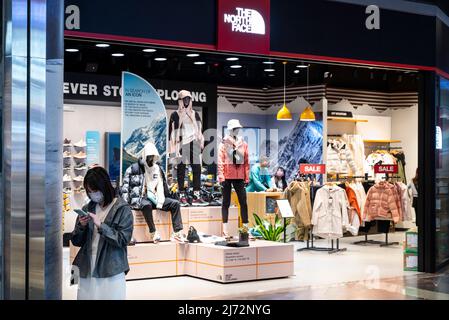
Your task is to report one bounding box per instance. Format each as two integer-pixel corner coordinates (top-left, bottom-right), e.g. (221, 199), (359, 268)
(253, 213), (289, 242)
(239, 224), (250, 244)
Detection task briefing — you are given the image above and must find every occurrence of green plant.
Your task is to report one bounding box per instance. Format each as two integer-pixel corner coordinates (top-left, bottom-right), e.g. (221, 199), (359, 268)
(252, 213), (289, 242)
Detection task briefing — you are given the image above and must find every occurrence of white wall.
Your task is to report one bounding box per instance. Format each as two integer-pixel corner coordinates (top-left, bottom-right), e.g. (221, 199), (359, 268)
(391, 104), (418, 183)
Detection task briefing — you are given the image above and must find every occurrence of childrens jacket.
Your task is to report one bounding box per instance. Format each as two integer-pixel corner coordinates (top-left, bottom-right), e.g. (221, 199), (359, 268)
(217, 135), (249, 183)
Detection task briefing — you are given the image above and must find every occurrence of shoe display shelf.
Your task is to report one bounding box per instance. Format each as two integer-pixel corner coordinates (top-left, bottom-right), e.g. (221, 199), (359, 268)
(132, 206), (239, 243)
(71, 240), (294, 283)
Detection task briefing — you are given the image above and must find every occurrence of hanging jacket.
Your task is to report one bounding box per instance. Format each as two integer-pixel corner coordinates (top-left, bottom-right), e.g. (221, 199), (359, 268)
(285, 181), (313, 228)
(327, 139), (357, 175)
(312, 185), (350, 239)
(349, 181), (367, 223)
(363, 181), (401, 223)
(345, 185), (361, 235)
(217, 135), (249, 183)
(246, 164), (272, 192)
(395, 182), (413, 222)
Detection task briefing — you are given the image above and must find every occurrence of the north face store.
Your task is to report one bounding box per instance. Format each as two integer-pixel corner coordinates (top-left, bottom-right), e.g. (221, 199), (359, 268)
(2, 0), (449, 300)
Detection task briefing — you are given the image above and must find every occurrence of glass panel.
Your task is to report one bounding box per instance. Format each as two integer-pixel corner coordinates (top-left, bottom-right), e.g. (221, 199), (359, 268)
(436, 77), (449, 267)
(0, 2), (3, 298)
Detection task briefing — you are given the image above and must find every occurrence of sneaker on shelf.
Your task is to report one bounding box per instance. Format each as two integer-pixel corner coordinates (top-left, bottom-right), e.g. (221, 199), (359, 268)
(149, 231), (161, 244)
(63, 174), (72, 182)
(74, 163), (87, 170)
(191, 198), (209, 206)
(73, 175), (84, 182)
(63, 138), (72, 146)
(73, 151), (87, 159)
(74, 187), (85, 193)
(171, 231), (187, 243)
(179, 193), (189, 207)
(63, 151), (72, 158)
(74, 139), (87, 148)
(63, 187), (72, 194)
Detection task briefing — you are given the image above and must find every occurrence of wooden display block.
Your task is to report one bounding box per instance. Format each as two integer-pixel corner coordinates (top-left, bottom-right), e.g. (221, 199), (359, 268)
(192, 240), (294, 283)
(132, 208), (190, 243)
(70, 240), (294, 283)
(188, 206), (239, 237)
(127, 242), (182, 280)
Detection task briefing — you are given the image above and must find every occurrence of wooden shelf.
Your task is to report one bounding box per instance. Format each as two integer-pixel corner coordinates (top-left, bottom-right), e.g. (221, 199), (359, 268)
(327, 117), (368, 123)
(364, 140), (402, 143)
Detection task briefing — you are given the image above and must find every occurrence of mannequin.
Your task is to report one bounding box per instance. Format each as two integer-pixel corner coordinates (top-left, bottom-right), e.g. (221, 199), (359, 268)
(218, 119), (250, 238)
(168, 90), (207, 206)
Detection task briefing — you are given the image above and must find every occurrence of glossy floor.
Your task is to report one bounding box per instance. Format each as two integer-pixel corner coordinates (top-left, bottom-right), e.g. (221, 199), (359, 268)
(63, 232), (433, 300)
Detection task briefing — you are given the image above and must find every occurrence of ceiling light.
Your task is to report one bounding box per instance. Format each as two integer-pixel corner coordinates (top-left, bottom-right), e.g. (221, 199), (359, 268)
(277, 62), (292, 121)
(296, 64), (309, 68)
(227, 57), (239, 61)
(111, 53), (124, 57)
(230, 74), (236, 77)
(194, 61), (206, 65)
(143, 48), (157, 53)
(264, 68), (275, 72)
(300, 67), (316, 122)
(268, 74), (275, 77)
(230, 65), (242, 69)
(294, 70), (300, 74)
(65, 48), (79, 52)
(187, 53), (200, 57)
(96, 43), (110, 48)
(154, 57), (167, 61)
(263, 61), (275, 65)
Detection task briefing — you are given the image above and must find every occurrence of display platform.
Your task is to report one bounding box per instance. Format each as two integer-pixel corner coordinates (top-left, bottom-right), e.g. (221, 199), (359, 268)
(71, 240), (294, 283)
(133, 206), (239, 243)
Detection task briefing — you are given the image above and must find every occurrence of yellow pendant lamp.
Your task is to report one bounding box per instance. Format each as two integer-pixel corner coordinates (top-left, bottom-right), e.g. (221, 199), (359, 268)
(277, 61), (292, 121)
(300, 63), (316, 122)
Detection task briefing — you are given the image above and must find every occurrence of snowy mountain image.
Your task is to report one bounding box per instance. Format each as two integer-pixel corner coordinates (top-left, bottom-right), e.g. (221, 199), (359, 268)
(122, 115), (167, 170)
(276, 119), (323, 180)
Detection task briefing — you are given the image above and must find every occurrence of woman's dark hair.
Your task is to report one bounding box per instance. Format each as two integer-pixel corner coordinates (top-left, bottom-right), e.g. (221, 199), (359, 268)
(275, 167), (288, 191)
(83, 166), (116, 206)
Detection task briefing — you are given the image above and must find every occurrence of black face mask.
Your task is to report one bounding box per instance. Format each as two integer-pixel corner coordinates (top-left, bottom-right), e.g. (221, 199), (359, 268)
(182, 96), (191, 108)
(146, 156), (154, 167)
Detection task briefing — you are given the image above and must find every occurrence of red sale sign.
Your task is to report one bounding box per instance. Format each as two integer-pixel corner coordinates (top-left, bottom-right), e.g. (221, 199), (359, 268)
(217, 0), (270, 55)
(300, 164), (326, 174)
(374, 165), (398, 174)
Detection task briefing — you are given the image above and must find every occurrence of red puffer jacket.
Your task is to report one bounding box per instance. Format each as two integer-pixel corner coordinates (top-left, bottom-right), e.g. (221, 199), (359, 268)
(217, 135), (249, 183)
(363, 181), (401, 223)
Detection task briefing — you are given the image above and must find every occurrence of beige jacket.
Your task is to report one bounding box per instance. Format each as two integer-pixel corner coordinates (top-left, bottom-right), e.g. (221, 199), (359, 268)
(285, 181), (312, 228)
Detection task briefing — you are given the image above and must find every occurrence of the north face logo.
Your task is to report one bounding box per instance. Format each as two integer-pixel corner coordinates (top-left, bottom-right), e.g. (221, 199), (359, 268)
(223, 7), (266, 35)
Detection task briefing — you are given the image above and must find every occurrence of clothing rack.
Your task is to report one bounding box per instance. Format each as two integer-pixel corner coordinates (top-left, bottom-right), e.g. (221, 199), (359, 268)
(297, 230), (347, 254)
(353, 222), (399, 247)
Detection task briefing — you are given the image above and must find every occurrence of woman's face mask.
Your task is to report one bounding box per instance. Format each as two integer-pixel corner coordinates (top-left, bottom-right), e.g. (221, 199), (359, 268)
(89, 191), (104, 204)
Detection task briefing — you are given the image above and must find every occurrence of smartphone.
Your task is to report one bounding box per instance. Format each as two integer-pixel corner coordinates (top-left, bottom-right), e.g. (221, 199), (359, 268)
(74, 209), (89, 217)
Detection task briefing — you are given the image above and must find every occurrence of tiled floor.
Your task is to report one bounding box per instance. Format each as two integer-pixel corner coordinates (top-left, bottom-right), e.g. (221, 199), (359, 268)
(62, 231), (441, 300)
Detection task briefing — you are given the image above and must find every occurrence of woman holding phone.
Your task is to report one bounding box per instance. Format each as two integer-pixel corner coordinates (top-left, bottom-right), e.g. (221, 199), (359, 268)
(71, 166), (133, 300)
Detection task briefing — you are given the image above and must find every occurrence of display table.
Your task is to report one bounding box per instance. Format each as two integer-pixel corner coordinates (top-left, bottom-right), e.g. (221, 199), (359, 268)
(71, 240), (294, 283)
(247, 192), (284, 226)
(133, 206), (239, 242)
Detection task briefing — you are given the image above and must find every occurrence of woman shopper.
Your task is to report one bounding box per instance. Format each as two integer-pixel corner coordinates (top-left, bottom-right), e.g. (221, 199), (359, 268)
(408, 168), (419, 226)
(271, 166), (288, 191)
(71, 166), (134, 300)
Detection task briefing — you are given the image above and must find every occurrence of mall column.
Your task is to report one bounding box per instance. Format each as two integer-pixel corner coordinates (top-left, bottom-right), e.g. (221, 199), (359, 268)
(2, 0), (64, 299)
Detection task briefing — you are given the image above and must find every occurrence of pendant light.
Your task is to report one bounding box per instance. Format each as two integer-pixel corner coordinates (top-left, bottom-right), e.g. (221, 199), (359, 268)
(277, 61), (292, 121)
(300, 64), (316, 122)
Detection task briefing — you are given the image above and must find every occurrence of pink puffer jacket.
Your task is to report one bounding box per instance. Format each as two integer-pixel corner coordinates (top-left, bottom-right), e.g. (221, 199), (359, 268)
(363, 181), (401, 223)
(217, 136), (249, 183)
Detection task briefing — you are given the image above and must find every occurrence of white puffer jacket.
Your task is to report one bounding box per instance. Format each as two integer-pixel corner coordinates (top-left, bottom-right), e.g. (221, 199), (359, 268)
(327, 139), (357, 175)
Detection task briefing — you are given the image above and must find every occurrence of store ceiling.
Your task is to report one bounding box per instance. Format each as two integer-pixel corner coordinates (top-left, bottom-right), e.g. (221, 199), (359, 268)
(64, 39), (420, 93)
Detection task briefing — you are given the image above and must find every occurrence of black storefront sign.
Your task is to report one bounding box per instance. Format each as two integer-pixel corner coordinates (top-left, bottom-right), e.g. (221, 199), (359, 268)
(328, 110), (353, 118)
(64, 72), (216, 108)
(64, 0), (449, 75)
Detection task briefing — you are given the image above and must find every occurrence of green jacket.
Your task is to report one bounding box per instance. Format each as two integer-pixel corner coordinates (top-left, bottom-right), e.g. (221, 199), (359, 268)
(246, 164), (272, 192)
